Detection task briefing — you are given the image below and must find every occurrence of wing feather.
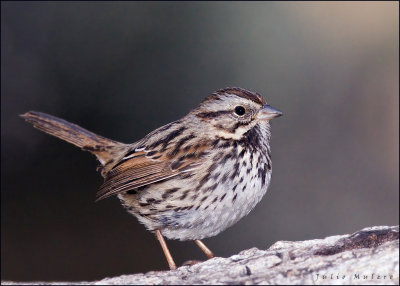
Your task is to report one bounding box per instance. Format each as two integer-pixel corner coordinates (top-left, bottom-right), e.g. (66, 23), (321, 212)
(95, 147), (205, 201)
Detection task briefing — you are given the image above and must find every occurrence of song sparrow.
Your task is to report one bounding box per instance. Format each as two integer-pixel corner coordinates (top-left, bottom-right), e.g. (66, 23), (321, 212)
(21, 87), (282, 270)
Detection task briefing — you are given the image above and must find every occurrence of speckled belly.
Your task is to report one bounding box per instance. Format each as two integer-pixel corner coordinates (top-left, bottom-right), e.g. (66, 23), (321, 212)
(118, 146), (272, 241)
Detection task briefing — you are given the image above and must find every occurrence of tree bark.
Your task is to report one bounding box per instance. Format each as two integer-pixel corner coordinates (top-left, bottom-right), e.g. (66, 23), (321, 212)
(2, 225), (399, 285)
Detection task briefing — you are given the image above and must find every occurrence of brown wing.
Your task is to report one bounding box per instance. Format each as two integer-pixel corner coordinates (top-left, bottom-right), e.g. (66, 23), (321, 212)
(95, 148), (204, 201)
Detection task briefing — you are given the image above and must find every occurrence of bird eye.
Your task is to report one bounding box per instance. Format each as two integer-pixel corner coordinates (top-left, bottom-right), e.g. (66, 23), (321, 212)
(234, 106), (246, 116)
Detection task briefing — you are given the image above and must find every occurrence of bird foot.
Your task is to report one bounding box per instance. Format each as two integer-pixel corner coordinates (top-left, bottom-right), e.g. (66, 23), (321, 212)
(182, 259), (203, 267)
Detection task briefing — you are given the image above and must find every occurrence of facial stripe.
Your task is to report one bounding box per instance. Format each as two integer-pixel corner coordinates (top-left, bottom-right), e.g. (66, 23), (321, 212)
(196, 110), (232, 119)
(212, 120), (252, 134)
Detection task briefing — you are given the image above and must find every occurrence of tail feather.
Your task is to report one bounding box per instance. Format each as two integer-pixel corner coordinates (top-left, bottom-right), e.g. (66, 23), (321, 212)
(20, 111), (128, 169)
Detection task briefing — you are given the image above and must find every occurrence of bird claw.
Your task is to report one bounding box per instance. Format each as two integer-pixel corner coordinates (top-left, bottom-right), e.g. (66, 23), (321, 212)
(182, 260), (203, 267)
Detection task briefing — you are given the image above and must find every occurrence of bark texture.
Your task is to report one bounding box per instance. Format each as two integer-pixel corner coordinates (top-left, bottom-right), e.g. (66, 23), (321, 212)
(2, 225), (399, 285)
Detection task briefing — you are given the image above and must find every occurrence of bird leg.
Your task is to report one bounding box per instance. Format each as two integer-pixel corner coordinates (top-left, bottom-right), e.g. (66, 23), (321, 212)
(182, 240), (215, 267)
(195, 239), (215, 259)
(155, 229), (177, 270)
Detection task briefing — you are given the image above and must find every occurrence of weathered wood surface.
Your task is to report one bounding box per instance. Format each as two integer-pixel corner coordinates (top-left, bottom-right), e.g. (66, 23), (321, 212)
(2, 225), (399, 285)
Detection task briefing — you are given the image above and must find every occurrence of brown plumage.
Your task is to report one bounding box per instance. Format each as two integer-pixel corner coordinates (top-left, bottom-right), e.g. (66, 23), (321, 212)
(21, 87), (282, 270)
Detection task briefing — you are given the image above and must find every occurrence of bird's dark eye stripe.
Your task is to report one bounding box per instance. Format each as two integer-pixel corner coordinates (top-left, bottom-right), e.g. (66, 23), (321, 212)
(196, 110), (232, 119)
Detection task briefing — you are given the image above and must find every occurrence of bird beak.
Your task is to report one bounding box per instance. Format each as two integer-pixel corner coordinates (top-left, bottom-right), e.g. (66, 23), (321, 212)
(257, 104), (283, 120)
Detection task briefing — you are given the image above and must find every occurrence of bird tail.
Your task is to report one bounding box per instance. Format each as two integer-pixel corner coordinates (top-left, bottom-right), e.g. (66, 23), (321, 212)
(20, 111), (129, 170)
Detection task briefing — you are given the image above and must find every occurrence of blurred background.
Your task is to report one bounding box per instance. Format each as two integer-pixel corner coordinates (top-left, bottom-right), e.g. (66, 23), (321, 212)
(1, 1), (398, 282)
